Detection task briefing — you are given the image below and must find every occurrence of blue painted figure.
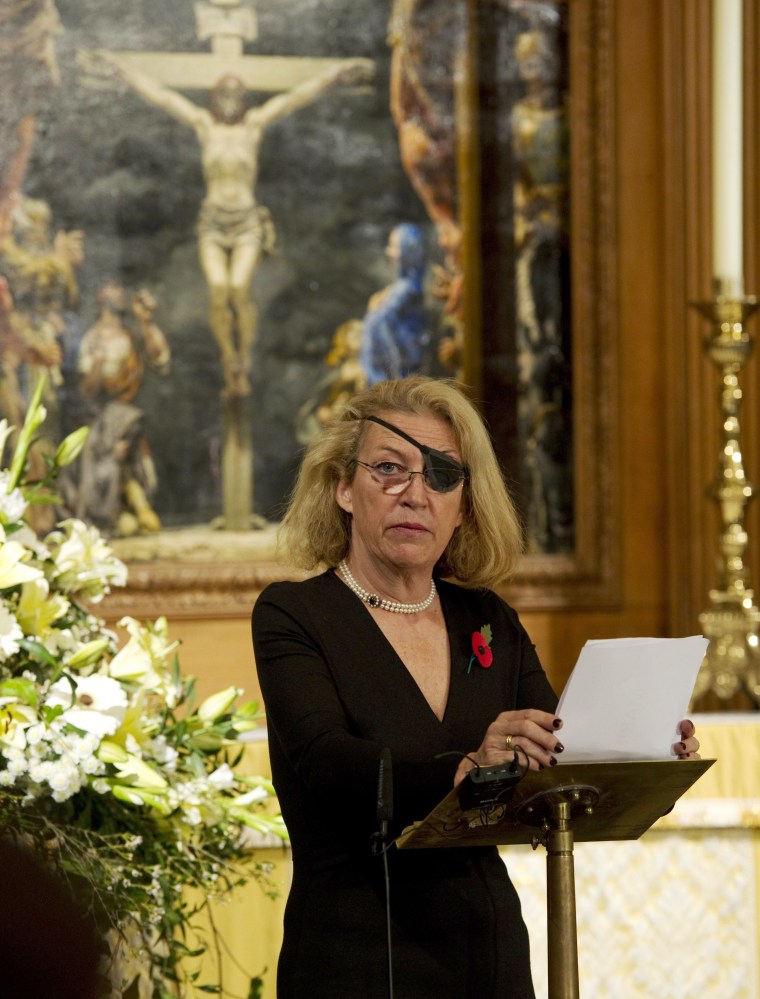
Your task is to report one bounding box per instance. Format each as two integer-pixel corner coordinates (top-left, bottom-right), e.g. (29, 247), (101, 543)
(359, 223), (429, 385)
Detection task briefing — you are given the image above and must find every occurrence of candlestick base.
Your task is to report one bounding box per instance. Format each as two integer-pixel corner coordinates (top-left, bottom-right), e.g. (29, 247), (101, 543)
(694, 595), (760, 704)
(690, 288), (760, 708)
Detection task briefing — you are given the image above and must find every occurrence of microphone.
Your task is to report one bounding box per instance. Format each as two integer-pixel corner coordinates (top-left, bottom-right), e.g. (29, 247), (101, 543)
(375, 748), (393, 846)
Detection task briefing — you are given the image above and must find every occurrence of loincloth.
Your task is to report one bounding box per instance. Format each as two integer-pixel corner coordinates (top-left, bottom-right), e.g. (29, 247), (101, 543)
(197, 202), (276, 254)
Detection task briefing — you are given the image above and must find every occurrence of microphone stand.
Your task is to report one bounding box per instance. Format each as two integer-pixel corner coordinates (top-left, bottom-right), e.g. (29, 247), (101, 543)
(372, 749), (394, 999)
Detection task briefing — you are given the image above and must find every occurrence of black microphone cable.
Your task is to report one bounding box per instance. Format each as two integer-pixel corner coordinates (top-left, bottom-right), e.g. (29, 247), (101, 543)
(372, 748), (394, 999)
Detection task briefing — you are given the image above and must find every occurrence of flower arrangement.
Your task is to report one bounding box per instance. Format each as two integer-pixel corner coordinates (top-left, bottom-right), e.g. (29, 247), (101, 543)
(0, 381), (286, 998)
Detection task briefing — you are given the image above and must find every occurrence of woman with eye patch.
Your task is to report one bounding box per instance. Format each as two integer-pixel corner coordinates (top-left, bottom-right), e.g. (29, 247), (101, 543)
(252, 375), (699, 999)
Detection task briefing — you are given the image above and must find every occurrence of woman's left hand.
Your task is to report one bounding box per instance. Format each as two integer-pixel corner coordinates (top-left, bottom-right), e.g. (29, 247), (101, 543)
(673, 718), (700, 759)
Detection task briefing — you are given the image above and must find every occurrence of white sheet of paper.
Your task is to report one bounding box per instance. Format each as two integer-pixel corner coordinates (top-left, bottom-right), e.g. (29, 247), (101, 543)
(554, 636), (709, 762)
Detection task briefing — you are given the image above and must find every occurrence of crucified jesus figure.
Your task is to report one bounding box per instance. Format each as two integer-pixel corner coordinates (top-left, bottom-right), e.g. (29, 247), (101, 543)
(98, 53), (374, 398)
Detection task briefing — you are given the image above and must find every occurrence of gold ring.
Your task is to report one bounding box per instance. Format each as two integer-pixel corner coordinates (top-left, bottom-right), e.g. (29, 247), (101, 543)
(505, 735), (512, 751)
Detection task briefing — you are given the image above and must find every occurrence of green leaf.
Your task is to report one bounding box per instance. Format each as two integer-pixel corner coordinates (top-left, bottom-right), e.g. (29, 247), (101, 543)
(172, 718), (188, 743)
(19, 484), (60, 506)
(18, 637), (59, 669)
(0, 677), (38, 706)
(40, 703), (64, 724)
(182, 673), (197, 710)
(7, 376), (46, 490)
(187, 751), (208, 778)
(480, 623), (493, 645)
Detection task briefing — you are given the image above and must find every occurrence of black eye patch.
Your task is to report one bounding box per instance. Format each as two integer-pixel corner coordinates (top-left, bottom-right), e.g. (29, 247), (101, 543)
(365, 415), (468, 492)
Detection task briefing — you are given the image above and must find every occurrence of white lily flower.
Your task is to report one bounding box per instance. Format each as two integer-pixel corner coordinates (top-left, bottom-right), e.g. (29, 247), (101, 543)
(16, 577), (69, 639)
(198, 685), (241, 723)
(47, 519), (127, 602)
(230, 786), (269, 807)
(97, 739), (129, 764)
(65, 637), (111, 671)
(0, 700), (38, 751)
(54, 426), (89, 468)
(108, 634), (158, 683)
(0, 540), (43, 590)
(115, 616), (180, 667)
(14, 524), (50, 560)
(0, 470), (27, 523)
(109, 752), (168, 790)
(111, 784), (171, 811)
(0, 603), (23, 658)
(208, 763), (236, 789)
(109, 617), (181, 705)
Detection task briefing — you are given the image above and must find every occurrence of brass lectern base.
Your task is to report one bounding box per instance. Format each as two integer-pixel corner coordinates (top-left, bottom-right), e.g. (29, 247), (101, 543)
(397, 759), (714, 999)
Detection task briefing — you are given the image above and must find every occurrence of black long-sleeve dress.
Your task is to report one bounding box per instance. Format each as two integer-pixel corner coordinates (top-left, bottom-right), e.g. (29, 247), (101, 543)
(252, 569), (558, 999)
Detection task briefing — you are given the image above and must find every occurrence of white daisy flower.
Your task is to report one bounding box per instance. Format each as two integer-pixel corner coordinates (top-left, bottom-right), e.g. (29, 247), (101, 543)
(46, 673), (128, 738)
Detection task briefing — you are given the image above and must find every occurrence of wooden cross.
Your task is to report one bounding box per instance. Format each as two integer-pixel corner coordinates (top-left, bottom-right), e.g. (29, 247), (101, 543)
(106, 0), (341, 92)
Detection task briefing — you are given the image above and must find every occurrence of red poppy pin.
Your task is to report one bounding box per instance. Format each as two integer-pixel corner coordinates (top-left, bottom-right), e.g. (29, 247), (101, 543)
(468, 624), (493, 672)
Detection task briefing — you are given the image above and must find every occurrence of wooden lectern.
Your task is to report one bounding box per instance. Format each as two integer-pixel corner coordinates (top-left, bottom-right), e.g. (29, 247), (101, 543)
(396, 759), (714, 999)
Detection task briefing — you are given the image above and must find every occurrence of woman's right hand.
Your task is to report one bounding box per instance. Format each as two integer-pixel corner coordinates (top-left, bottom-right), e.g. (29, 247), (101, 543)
(453, 709), (563, 785)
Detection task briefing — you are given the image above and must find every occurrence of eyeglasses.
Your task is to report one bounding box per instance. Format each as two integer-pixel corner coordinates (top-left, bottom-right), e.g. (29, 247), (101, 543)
(355, 414), (469, 493)
(354, 458), (467, 494)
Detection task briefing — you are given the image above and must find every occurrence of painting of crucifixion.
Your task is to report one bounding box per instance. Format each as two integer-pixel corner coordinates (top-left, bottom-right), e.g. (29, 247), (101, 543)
(0, 0), (574, 563)
(82, 28), (375, 531)
(0, 0), (467, 546)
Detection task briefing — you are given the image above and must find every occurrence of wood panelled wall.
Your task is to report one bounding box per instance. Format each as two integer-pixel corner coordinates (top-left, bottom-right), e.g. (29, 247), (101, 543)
(104, 0), (760, 708)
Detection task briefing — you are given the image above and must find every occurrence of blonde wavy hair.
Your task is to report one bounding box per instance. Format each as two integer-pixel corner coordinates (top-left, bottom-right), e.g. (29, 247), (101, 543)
(279, 377), (524, 588)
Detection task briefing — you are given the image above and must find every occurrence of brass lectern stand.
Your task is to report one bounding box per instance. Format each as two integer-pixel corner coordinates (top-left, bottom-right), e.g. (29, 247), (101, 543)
(396, 759), (714, 999)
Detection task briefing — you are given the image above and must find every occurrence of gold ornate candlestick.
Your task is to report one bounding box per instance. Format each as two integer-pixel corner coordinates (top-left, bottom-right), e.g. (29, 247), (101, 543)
(691, 283), (760, 705)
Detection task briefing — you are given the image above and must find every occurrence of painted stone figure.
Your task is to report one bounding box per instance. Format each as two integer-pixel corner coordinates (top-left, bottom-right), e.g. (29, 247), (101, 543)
(359, 223), (429, 385)
(295, 319), (366, 444)
(0, 195), (84, 493)
(511, 27), (572, 552)
(97, 53), (374, 400)
(72, 282), (170, 537)
(0, 0), (62, 241)
(388, 0), (465, 373)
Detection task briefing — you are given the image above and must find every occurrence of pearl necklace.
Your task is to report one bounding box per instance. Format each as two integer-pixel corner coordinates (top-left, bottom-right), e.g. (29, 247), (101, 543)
(338, 560), (436, 614)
